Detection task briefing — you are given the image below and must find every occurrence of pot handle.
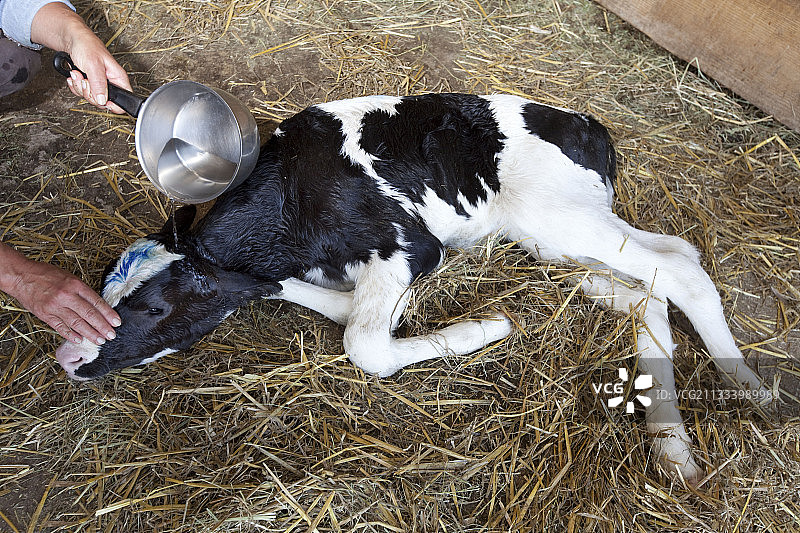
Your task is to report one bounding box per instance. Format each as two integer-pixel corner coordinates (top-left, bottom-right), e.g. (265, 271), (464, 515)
(53, 51), (143, 118)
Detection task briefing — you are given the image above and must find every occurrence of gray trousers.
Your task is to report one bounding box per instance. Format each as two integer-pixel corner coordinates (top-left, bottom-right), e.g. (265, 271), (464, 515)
(0, 36), (42, 98)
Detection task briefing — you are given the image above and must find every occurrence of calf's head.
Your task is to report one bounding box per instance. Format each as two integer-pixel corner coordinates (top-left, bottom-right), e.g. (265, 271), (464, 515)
(55, 206), (279, 380)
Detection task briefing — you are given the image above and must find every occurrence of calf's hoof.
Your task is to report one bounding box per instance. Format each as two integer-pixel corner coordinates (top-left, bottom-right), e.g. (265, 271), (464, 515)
(652, 435), (703, 486)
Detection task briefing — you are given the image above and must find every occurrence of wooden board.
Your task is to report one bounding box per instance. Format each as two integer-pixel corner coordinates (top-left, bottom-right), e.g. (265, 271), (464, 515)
(596, 0), (800, 131)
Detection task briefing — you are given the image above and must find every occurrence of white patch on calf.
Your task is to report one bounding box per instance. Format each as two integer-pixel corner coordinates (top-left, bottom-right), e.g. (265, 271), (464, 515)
(139, 347), (177, 365)
(303, 267), (355, 291)
(415, 185), (498, 248)
(480, 94), (612, 259)
(316, 96), (415, 213)
(55, 337), (100, 378)
(102, 239), (184, 307)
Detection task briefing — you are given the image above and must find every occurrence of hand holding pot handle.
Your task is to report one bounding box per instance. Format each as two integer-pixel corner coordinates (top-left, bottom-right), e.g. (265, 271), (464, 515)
(53, 52), (144, 117)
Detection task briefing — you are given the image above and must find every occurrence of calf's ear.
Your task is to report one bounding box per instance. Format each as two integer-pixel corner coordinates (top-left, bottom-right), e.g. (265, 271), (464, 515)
(99, 258), (116, 290)
(215, 268), (281, 303)
(153, 205), (197, 239)
(173, 205), (197, 233)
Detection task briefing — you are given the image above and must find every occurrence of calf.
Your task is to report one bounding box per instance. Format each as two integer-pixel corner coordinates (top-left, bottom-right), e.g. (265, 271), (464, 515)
(55, 93), (770, 484)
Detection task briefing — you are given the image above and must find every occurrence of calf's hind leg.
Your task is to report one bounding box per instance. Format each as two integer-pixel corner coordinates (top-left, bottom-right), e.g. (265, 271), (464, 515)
(506, 201), (769, 483)
(580, 224), (770, 401)
(343, 253), (513, 377)
(504, 199), (769, 400)
(580, 272), (703, 483)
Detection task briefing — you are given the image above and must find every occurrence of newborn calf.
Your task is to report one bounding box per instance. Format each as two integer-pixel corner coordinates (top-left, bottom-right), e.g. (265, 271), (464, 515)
(55, 93), (770, 484)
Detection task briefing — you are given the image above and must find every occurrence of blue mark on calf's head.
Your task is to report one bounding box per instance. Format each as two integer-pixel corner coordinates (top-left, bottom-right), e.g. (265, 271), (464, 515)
(102, 239), (184, 307)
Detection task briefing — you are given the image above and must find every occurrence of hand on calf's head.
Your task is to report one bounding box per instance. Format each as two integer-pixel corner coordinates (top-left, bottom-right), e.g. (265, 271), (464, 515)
(55, 206), (279, 380)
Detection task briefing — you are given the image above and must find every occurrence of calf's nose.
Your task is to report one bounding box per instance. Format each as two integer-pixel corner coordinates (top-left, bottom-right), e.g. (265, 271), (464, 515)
(55, 340), (94, 379)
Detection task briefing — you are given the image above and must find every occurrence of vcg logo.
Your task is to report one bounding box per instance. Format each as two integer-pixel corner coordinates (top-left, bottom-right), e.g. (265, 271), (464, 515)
(592, 368), (653, 413)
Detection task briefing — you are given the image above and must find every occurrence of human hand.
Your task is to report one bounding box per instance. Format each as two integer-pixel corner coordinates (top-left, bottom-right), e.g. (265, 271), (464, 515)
(63, 32), (131, 114)
(31, 2), (131, 114)
(2, 253), (120, 345)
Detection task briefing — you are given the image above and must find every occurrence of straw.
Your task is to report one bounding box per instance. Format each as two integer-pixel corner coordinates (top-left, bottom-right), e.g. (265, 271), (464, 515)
(1, 0), (798, 531)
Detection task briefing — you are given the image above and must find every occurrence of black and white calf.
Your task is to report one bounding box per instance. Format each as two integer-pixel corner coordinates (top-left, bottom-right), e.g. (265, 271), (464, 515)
(55, 93), (770, 484)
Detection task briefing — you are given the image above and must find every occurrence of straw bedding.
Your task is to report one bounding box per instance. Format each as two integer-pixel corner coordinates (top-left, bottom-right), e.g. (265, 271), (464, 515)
(1, 1), (798, 531)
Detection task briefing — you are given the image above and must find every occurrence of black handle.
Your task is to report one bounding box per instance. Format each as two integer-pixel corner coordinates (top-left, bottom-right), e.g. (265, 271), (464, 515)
(53, 51), (144, 118)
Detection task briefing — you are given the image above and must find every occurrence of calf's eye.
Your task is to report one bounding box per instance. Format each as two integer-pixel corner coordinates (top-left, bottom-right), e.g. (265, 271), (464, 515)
(148, 307), (164, 316)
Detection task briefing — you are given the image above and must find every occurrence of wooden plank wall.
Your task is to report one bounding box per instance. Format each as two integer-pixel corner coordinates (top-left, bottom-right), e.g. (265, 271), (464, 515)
(596, 0), (800, 131)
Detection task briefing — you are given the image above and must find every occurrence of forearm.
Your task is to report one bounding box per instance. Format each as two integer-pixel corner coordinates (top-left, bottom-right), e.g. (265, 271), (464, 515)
(0, 0), (74, 49)
(30, 2), (97, 53)
(0, 241), (29, 299)
(29, 1), (131, 111)
(0, 240), (120, 344)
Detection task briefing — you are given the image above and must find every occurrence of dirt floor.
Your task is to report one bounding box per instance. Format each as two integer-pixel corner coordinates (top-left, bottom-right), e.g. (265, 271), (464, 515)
(1, 1), (799, 532)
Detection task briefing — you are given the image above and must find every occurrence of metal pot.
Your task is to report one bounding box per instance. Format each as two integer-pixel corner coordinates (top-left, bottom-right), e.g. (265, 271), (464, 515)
(54, 52), (259, 204)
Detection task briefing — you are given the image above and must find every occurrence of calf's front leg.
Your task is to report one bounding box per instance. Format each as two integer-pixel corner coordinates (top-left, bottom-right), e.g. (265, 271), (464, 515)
(272, 277), (354, 325)
(343, 253), (513, 377)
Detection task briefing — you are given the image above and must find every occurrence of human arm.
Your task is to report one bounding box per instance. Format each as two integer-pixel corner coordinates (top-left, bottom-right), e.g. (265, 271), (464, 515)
(0, 241), (120, 345)
(30, 2), (131, 113)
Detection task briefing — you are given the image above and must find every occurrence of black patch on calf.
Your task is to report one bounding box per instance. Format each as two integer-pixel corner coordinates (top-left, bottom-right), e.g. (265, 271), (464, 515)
(191, 146), (300, 282)
(522, 103), (617, 188)
(359, 94), (505, 213)
(196, 95), (507, 286)
(404, 222), (445, 279)
(219, 108), (410, 283)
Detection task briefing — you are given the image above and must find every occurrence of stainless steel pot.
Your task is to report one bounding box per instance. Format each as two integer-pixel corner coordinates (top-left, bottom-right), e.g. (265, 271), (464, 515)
(54, 53), (259, 204)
